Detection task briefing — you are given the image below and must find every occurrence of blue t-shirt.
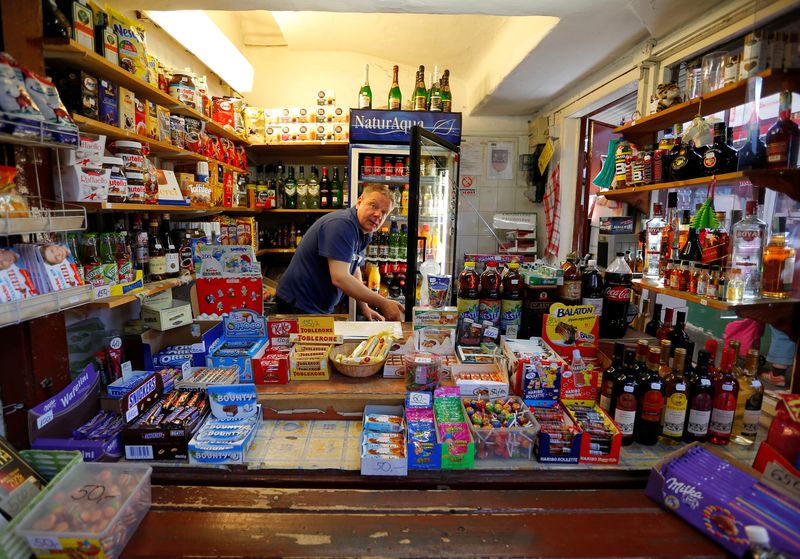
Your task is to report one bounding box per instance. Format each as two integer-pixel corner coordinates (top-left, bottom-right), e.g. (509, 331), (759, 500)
(277, 207), (370, 313)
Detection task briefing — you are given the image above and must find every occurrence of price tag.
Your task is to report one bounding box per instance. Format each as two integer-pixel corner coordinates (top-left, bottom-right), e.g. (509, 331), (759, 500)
(651, 382), (662, 389)
(701, 379), (711, 386)
(723, 382), (734, 391)
(93, 285), (111, 300)
(700, 298), (708, 306)
(36, 410), (54, 429)
(121, 361), (134, 381)
(676, 383), (686, 391)
(752, 380), (762, 388)
(624, 386), (634, 393)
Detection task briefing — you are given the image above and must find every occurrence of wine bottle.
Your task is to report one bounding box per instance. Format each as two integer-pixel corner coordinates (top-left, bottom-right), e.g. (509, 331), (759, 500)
(358, 64), (372, 109)
(388, 65), (402, 110)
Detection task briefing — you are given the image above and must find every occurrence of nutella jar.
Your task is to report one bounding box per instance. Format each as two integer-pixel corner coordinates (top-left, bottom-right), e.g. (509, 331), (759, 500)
(102, 156), (128, 203)
(126, 171), (146, 203)
(108, 141), (145, 173)
(168, 71), (196, 109)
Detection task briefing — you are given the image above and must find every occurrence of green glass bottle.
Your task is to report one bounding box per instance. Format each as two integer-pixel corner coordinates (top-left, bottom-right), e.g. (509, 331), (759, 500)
(441, 69), (452, 112)
(429, 66), (442, 112)
(414, 65), (427, 111)
(331, 167), (343, 209)
(358, 64), (372, 109)
(284, 166), (297, 209)
(388, 65), (402, 110)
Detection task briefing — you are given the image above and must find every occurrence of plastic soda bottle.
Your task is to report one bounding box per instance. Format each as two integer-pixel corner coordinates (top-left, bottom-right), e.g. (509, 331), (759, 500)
(500, 261), (523, 334)
(478, 261), (501, 326)
(457, 261), (480, 323)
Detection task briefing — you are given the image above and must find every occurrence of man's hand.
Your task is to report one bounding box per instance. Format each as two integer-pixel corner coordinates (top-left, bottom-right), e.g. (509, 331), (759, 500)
(359, 302), (385, 322)
(379, 299), (405, 322)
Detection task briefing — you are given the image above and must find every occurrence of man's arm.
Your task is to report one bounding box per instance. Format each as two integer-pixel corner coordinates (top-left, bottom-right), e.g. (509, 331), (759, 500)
(352, 267), (384, 321)
(328, 259), (403, 321)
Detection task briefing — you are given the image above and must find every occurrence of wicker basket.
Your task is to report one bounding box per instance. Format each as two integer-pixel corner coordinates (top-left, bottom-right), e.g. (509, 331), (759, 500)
(329, 342), (386, 378)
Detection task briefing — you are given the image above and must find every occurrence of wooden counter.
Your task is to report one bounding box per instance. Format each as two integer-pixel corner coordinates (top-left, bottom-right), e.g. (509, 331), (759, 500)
(122, 485), (725, 558)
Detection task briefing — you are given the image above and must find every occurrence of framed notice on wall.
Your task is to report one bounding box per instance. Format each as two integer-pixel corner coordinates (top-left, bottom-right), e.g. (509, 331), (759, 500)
(487, 141), (514, 180)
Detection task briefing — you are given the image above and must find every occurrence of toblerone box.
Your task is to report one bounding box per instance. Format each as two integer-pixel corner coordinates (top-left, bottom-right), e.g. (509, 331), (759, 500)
(288, 317), (338, 380)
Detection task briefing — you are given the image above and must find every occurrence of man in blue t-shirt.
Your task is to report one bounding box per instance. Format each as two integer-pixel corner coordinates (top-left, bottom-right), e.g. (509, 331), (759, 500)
(276, 184), (404, 321)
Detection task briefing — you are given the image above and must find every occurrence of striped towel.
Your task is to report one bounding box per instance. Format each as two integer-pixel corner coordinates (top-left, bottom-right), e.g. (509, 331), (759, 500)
(543, 163), (560, 258)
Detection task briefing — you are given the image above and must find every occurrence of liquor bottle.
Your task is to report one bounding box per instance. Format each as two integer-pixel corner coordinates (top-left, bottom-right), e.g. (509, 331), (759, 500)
(679, 225), (704, 262)
(161, 214), (179, 278)
(178, 232), (194, 277)
(331, 167), (343, 209)
(130, 214), (149, 280)
(441, 69), (452, 112)
(147, 217), (166, 282)
(731, 201), (767, 299)
(644, 203), (667, 279)
(413, 65), (427, 111)
(283, 166), (297, 209)
(667, 192), (680, 261)
(737, 120), (767, 170)
(684, 350), (714, 443)
(667, 310), (690, 354)
(599, 342), (625, 413)
(274, 165), (287, 208)
(612, 348), (641, 446)
(662, 347), (689, 443)
(634, 338), (649, 377)
(683, 341), (696, 381)
(669, 123), (702, 180)
(634, 347), (666, 445)
(731, 349), (764, 446)
(358, 64), (372, 109)
(388, 65), (402, 110)
(429, 66), (442, 111)
(580, 259), (604, 317)
(762, 226), (796, 299)
(655, 307), (674, 341)
(43, 0), (71, 39)
(702, 122), (738, 175)
(658, 339), (672, 378)
(726, 268), (744, 304)
(307, 167), (320, 209)
(319, 167), (331, 209)
(296, 166), (308, 210)
(765, 90), (799, 168)
(645, 302), (663, 336)
(558, 254), (582, 304)
(98, 233), (118, 286)
(342, 169), (349, 208)
(709, 348), (740, 445)
(678, 210), (691, 249)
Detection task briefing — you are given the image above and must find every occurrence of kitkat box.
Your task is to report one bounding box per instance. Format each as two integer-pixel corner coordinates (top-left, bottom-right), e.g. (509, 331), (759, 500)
(267, 318), (298, 347)
(253, 342), (291, 384)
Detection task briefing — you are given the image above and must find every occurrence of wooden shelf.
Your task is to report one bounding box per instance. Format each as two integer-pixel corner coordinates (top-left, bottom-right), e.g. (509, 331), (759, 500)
(634, 279), (800, 342)
(264, 208), (338, 213)
(600, 168), (799, 212)
(248, 142), (349, 157)
(87, 276), (193, 309)
(76, 202), (217, 213)
(43, 39), (249, 146)
(614, 68), (800, 143)
(256, 248), (296, 256)
(72, 115), (247, 174)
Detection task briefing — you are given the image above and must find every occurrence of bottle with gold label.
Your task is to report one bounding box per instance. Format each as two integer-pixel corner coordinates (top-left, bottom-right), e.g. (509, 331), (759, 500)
(731, 349), (764, 446)
(557, 254), (582, 304)
(388, 65), (402, 110)
(661, 347), (689, 443)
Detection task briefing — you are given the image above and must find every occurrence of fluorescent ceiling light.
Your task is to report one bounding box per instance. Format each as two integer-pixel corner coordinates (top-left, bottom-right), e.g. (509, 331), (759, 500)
(147, 10), (254, 93)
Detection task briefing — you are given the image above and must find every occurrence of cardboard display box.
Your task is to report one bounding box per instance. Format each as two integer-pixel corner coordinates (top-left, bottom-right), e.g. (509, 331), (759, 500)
(125, 320), (222, 372)
(188, 385), (261, 465)
(141, 299), (193, 331)
(449, 363), (510, 399)
(361, 404), (408, 477)
(205, 309), (269, 382)
(501, 337), (566, 405)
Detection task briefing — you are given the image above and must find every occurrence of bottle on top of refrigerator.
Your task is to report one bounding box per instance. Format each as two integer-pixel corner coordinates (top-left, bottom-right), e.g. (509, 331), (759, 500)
(581, 259), (604, 316)
(457, 261), (480, 323)
(500, 262), (523, 335)
(478, 261), (501, 326)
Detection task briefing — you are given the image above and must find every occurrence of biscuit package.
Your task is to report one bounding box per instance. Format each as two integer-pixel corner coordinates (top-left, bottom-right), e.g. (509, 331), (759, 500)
(0, 247), (37, 303)
(15, 242), (83, 294)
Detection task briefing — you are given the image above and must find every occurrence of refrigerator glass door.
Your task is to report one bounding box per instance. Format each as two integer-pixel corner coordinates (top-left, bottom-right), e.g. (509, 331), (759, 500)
(405, 126), (460, 320)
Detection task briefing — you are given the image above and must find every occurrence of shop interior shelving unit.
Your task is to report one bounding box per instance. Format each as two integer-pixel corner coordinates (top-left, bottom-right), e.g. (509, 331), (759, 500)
(604, 68), (800, 345)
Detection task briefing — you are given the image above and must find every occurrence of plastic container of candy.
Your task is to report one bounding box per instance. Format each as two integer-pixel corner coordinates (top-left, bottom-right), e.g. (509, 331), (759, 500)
(404, 352), (442, 392)
(15, 462), (152, 559)
(462, 395), (540, 460)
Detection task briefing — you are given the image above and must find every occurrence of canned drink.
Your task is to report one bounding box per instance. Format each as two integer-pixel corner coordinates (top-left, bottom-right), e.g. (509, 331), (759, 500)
(405, 156), (410, 175)
(385, 157), (394, 176)
(373, 155), (383, 176)
(362, 155), (372, 176)
(395, 156), (405, 176)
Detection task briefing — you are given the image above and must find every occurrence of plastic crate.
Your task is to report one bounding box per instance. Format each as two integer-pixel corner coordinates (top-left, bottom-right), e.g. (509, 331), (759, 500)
(15, 462), (151, 559)
(0, 450), (82, 559)
(462, 396), (540, 460)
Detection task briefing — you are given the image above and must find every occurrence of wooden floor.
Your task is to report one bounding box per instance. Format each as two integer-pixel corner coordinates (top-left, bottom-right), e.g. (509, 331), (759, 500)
(122, 486), (726, 558)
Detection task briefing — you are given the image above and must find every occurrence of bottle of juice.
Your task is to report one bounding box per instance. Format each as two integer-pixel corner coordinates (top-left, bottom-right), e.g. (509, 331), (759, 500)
(457, 261), (479, 323)
(500, 262), (523, 334)
(478, 261), (501, 326)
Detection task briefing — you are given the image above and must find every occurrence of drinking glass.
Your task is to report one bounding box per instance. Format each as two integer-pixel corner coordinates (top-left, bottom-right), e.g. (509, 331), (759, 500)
(701, 51), (727, 94)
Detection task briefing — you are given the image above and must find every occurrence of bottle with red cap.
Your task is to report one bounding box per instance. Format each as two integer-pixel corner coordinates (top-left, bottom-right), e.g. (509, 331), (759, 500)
(709, 348), (740, 445)
(600, 252), (634, 338)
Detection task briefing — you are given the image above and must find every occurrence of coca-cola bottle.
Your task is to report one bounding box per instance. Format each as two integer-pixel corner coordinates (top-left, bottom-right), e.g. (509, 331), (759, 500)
(600, 252), (633, 338)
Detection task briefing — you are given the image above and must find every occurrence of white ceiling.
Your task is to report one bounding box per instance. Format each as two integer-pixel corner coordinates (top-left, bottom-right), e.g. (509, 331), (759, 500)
(132, 0), (726, 116)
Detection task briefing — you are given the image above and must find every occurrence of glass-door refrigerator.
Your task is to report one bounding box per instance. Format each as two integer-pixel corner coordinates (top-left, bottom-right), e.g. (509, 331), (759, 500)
(348, 111), (461, 320)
